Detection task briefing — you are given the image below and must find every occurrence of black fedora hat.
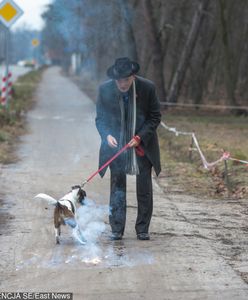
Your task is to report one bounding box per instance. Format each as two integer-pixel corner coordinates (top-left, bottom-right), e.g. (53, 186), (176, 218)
(107, 57), (140, 79)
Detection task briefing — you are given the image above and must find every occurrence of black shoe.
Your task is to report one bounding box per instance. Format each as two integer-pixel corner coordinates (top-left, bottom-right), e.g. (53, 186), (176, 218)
(110, 232), (123, 240)
(137, 233), (150, 240)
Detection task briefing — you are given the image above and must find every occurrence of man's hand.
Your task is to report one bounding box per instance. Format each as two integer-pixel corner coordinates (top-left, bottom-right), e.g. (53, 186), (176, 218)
(107, 135), (118, 148)
(128, 135), (141, 148)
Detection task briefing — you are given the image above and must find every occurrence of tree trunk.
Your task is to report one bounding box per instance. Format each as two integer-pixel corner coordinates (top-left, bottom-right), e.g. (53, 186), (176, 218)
(141, 0), (167, 102)
(219, 0), (237, 107)
(168, 0), (210, 103)
(192, 29), (217, 106)
(118, 0), (138, 61)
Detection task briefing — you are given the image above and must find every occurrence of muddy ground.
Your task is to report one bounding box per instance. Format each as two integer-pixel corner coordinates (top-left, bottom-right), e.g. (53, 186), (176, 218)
(0, 67), (248, 300)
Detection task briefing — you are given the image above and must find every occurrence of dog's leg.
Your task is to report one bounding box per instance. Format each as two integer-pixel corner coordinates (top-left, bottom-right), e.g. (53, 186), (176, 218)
(54, 207), (61, 244)
(55, 227), (60, 244)
(73, 224), (87, 245)
(77, 225), (87, 244)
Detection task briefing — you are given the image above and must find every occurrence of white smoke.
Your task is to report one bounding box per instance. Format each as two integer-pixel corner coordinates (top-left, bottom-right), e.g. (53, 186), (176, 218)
(16, 197), (154, 270)
(76, 197), (108, 243)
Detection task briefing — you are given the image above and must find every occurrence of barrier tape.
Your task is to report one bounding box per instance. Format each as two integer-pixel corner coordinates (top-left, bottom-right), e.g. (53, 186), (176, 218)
(229, 158), (248, 165)
(160, 121), (248, 169)
(160, 102), (248, 111)
(160, 122), (193, 136)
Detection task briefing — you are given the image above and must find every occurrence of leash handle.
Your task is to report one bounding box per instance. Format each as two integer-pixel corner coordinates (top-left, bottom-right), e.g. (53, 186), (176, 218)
(82, 143), (130, 186)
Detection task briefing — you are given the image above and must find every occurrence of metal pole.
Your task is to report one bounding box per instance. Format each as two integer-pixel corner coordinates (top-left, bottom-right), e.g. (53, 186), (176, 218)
(224, 160), (231, 196)
(189, 135), (194, 162)
(5, 26), (10, 109)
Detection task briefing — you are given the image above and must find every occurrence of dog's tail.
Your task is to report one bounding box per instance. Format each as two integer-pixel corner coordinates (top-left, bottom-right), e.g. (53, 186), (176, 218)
(34, 193), (58, 205)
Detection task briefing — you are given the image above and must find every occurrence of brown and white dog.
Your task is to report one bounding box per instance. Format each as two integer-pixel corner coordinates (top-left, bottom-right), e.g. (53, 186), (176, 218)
(35, 185), (87, 245)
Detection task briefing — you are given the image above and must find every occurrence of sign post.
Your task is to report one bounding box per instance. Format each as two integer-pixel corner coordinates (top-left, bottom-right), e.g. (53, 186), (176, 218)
(0, 0), (23, 107)
(32, 39), (40, 68)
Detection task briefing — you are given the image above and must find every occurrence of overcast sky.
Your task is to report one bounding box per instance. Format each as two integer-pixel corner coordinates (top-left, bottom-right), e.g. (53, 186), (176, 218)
(12, 0), (53, 31)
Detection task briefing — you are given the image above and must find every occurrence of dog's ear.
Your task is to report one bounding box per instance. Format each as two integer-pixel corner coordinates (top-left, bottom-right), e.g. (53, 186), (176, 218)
(78, 188), (86, 205)
(71, 185), (81, 190)
(78, 188), (86, 198)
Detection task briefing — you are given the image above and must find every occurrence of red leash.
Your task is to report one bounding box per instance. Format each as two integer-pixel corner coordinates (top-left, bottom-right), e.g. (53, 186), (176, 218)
(81, 143), (130, 187)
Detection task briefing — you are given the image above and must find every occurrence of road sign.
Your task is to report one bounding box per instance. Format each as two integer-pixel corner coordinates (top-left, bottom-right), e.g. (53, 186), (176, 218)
(32, 39), (40, 47)
(0, 0), (23, 28)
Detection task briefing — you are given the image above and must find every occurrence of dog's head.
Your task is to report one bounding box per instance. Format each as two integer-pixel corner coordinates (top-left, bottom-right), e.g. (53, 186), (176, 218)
(71, 185), (86, 205)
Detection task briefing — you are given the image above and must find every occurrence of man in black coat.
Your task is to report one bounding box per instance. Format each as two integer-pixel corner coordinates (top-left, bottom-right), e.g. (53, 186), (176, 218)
(95, 57), (161, 240)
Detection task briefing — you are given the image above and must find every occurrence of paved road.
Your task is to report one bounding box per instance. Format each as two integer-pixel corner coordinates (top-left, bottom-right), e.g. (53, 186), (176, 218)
(1, 67), (248, 299)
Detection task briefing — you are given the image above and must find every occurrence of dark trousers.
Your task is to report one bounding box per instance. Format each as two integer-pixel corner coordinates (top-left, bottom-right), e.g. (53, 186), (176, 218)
(109, 155), (153, 235)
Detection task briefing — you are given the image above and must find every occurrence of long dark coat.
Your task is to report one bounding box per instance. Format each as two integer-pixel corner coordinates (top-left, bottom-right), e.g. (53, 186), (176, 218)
(95, 76), (161, 177)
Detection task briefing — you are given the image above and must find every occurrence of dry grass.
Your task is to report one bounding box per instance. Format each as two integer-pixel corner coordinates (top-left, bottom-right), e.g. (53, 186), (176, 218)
(0, 68), (44, 164)
(158, 109), (248, 199)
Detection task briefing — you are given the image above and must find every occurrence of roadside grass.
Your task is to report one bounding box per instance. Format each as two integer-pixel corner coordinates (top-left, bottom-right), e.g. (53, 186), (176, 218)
(0, 68), (44, 164)
(158, 110), (248, 199)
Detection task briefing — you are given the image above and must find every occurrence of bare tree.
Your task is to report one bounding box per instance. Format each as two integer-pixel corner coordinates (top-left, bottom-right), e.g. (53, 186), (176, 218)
(41, 0), (248, 108)
(118, 0), (138, 61)
(141, 0), (167, 101)
(218, 0), (237, 106)
(168, 0), (210, 103)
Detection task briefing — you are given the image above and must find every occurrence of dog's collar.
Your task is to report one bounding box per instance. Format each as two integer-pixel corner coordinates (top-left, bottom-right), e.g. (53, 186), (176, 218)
(67, 200), (75, 214)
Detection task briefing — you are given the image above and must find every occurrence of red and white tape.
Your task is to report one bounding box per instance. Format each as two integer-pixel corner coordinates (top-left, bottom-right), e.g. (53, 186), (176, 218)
(1, 71), (12, 106)
(160, 121), (248, 168)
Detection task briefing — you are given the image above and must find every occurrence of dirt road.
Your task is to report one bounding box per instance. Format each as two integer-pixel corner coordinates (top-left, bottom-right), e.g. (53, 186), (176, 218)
(1, 67), (248, 299)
